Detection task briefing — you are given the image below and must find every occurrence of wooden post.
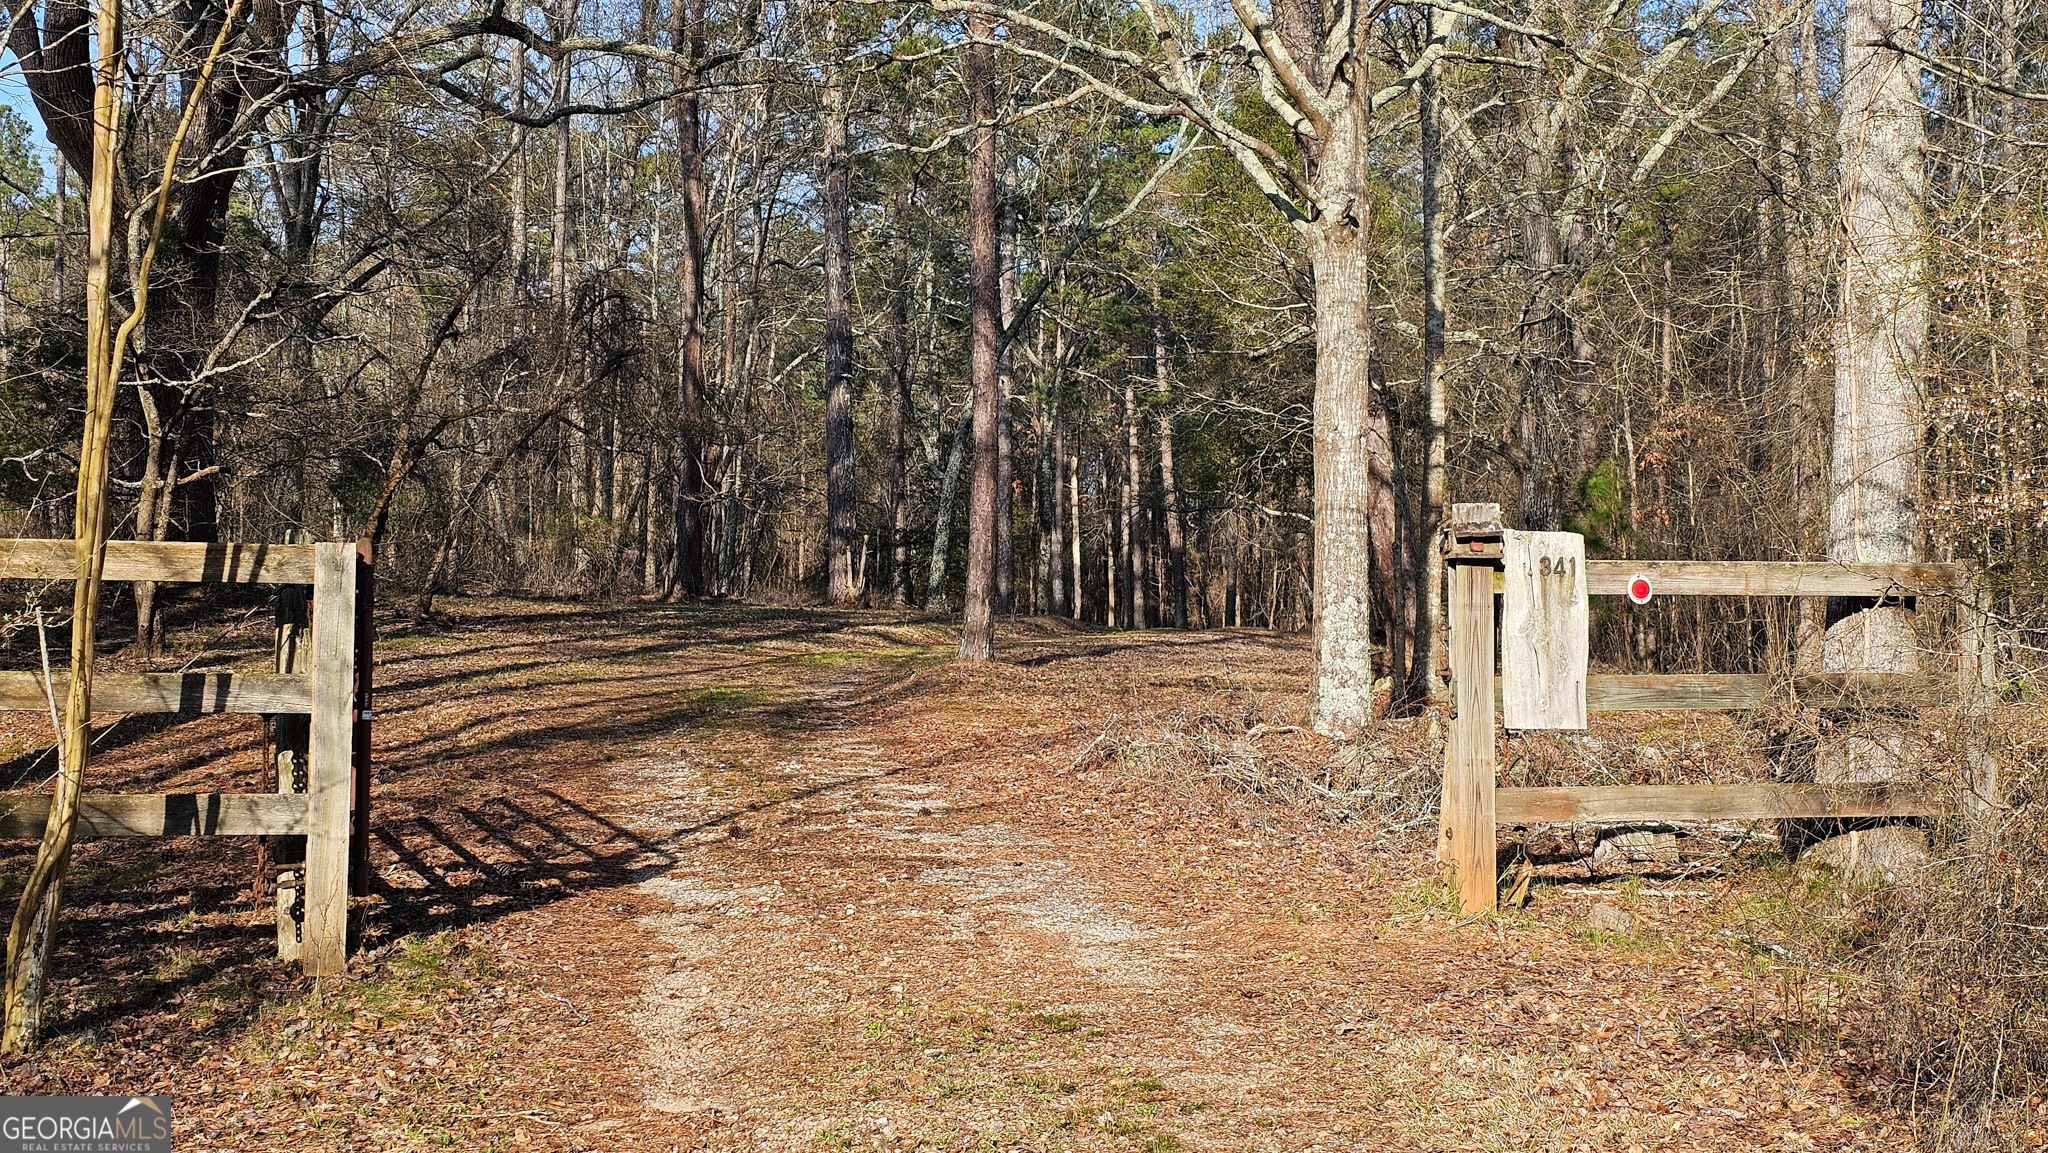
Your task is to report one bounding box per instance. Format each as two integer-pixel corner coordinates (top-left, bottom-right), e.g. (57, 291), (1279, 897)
(304, 543), (357, 978)
(1958, 571), (1999, 828)
(271, 557), (311, 962)
(1443, 504), (1501, 915)
(349, 539), (374, 902)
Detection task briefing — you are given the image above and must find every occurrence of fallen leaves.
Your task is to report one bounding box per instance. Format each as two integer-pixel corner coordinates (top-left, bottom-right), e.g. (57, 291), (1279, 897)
(0, 601), (1974, 1151)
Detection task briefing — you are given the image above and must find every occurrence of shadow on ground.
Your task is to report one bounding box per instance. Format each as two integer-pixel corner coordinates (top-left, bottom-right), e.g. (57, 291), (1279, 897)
(0, 596), (955, 1061)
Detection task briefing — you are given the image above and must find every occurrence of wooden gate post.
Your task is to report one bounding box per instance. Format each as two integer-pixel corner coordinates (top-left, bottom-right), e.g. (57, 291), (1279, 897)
(1444, 504), (1502, 914)
(304, 543), (357, 978)
(349, 538), (373, 903)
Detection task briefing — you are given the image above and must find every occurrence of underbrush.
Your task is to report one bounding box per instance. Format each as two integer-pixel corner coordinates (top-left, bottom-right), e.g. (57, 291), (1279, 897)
(1089, 703), (1795, 850)
(1665, 704), (2048, 1152)
(1864, 708), (2048, 1150)
(1095, 690), (2048, 1149)
(1082, 703), (1444, 832)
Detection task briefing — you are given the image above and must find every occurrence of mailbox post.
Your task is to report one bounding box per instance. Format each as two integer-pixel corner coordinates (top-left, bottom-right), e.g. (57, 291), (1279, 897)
(1442, 503), (1503, 913)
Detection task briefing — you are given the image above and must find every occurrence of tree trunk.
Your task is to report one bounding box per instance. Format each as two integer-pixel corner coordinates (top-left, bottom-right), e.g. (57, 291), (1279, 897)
(1225, 512), (1241, 627)
(1119, 362), (1146, 629)
(50, 154), (66, 302)
(4, 0), (120, 1049)
(957, 14), (1001, 660)
(548, 0), (576, 337)
(1049, 373), (1067, 616)
(1068, 450), (1082, 621)
(1804, 0), (1930, 880)
(547, 0), (579, 577)
(668, 0), (709, 597)
(1152, 308), (1187, 628)
(508, 26), (529, 293)
(1046, 325), (1072, 617)
(1418, 14), (1450, 703)
(1105, 472), (1118, 626)
(1773, 0), (1826, 672)
(926, 404), (972, 610)
(1035, 395), (1053, 614)
(994, 158), (1019, 614)
(1304, 96), (1379, 736)
(885, 184), (915, 606)
(1510, 31), (1574, 533)
(821, 7), (857, 604)
(1367, 372), (1401, 683)
(131, 387), (170, 655)
(718, 444), (746, 594)
(995, 372), (1014, 614)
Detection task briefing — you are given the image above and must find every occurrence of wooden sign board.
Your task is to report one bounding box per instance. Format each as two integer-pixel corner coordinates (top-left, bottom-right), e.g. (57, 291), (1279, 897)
(1501, 530), (1588, 730)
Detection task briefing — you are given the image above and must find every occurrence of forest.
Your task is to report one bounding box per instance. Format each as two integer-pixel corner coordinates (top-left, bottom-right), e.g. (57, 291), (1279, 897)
(0, 0), (2044, 1146)
(8, 0), (2039, 666)
(0, 0), (2040, 683)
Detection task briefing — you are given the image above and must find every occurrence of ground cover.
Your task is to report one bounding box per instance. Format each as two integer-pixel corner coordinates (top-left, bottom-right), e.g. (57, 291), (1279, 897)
(0, 598), (1966, 1151)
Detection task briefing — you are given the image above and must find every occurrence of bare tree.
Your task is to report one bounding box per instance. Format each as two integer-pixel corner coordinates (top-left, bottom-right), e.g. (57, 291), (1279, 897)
(1416, 1), (1451, 703)
(668, 0), (713, 597)
(1805, 0), (1931, 878)
(1152, 294), (1186, 628)
(821, 0), (858, 603)
(5, 0), (236, 1048)
(884, 181), (918, 606)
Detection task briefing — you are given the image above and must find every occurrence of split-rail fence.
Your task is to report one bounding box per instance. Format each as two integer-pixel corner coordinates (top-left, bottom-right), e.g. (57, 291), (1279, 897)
(0, 539), (372, 976)
(1440, 504), (1996, 915)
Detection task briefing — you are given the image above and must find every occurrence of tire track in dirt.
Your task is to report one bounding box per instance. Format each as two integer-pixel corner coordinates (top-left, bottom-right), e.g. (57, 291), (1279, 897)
(600, 644), (1517, 1151)
(625, 660), (1200, 1144)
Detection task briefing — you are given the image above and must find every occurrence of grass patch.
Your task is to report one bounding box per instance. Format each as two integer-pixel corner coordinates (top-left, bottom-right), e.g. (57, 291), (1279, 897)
(1390, 877), (1460, 916)
(781, 646), (945, 668)
(1570, 921), (1677, 954)
(272, 930), (502, 1041)
(677, 685), (778, 727)
(1037, 1009), (1083, 1033)
(153, 946), (203, 984)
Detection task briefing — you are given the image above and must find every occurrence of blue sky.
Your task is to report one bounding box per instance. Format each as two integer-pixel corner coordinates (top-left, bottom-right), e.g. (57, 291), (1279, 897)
(0, 57), (58, 186)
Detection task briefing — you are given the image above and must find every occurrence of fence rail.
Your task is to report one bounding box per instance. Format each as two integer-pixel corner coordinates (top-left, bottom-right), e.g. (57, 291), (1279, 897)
(1496, 783), (1946, 824)
(1488, 672), (1950, 713)
(0, 793), (308, 837)
(0, 540), (316, 584)
(0, 671), (311, 714)
(1579, 560), (1968, 598)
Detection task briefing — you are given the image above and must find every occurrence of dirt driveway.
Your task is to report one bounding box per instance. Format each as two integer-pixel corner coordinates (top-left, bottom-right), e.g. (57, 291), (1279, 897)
(0, 600), (1918, 1151)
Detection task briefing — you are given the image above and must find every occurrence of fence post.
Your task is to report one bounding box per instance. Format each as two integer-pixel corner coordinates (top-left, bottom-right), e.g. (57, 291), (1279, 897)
(350, 539), (374, 904)
(304, 542), (357, 978)
(270, 529), (310, 962)
(1444, 504), (1502, 915)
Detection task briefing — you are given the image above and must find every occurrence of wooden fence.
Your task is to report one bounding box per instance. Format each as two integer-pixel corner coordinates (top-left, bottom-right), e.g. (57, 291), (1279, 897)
(0, 539), (372, 977)
(1440, 504), (1995, 915)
